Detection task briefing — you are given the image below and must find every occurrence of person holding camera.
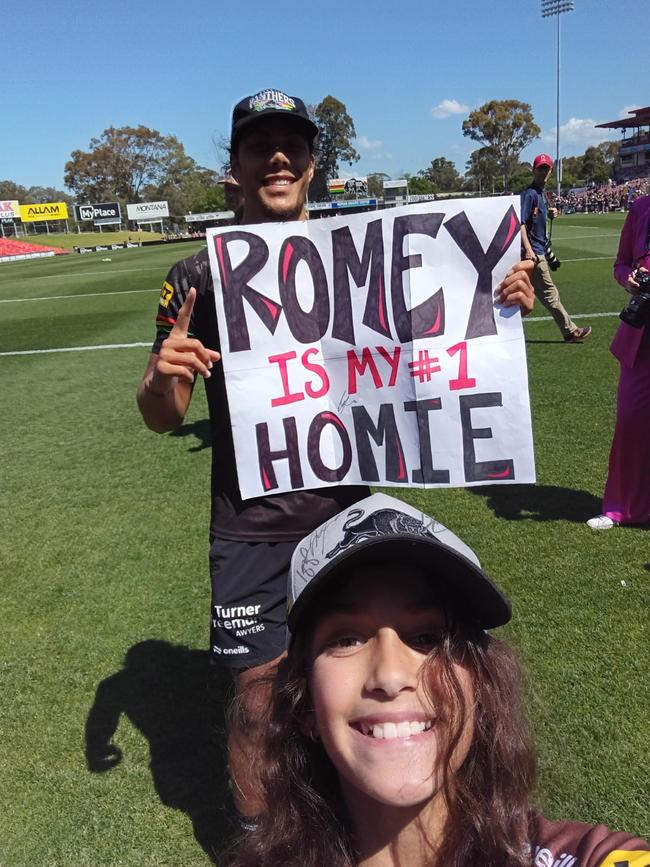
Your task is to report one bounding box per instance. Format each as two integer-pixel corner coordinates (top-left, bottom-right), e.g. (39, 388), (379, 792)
(227, 493), (649, 866)
(521, 154), (592, 343)
(588, 194), (650, 530)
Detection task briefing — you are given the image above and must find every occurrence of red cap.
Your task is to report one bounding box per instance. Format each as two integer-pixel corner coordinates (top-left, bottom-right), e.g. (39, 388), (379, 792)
(533, 153), (553, 169)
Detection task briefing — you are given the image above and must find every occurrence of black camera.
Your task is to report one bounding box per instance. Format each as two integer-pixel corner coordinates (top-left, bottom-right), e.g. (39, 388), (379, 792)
(544, 240), (561, 271)
(619, 270), (650, 328)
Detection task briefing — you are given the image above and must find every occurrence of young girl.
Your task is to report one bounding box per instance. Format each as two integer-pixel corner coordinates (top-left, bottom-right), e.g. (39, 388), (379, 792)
(228, 493), (648, 867)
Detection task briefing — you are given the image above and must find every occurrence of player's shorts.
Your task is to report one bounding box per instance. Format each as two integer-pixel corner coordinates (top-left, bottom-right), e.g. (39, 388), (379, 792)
(209, 537), (298, 669)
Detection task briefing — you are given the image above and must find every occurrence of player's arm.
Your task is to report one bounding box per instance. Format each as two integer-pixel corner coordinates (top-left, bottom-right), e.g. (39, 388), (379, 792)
(137, 353), (194, 433)
(520, 191), (536, 260)
(137, 288), (220, 433)
(520, 223), (536, 261)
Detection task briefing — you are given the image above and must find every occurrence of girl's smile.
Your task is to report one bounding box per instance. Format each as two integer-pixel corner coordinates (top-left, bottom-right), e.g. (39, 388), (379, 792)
(308, 566), (474, 810)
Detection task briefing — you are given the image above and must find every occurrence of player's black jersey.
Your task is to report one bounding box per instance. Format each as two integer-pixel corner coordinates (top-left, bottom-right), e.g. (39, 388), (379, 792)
(153, 247), (367, 541)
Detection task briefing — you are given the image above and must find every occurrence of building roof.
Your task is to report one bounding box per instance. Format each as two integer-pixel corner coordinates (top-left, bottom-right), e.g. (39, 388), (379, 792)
(596, 106), (650, 130)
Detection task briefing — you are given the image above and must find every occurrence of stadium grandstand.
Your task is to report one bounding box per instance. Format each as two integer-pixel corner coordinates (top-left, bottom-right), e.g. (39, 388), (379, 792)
(548, 176), (649, 214)
(596, 105), (650, 182)
(0, 237), (69, 263)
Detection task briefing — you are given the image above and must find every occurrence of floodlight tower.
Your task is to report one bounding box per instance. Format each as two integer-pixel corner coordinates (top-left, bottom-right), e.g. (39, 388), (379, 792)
(541, 0), (574, 197)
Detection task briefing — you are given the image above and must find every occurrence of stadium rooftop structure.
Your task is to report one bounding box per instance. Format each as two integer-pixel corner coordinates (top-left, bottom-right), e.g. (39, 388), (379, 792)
(595, 105), (650, 131)
(595, 106), (650, 181)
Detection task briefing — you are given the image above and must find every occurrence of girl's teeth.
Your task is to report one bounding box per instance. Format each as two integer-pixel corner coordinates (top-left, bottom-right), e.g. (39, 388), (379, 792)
(364, 720), (431, 739)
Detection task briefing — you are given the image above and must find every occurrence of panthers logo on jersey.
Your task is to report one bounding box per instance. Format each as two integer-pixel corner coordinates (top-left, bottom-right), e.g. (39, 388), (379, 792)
(599, 851), (650, 867)
(159, 281), (174, 309)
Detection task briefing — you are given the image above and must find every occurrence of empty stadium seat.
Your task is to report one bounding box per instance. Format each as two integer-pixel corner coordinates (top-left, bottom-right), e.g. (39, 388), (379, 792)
(0, 238), (70, 259)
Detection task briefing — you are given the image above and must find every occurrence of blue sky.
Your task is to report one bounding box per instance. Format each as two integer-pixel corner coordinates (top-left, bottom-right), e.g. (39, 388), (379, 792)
(4, 0), (646, 191)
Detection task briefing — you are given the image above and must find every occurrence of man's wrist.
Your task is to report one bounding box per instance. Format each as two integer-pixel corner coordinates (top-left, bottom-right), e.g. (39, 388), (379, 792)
(144, 378), (172, 398)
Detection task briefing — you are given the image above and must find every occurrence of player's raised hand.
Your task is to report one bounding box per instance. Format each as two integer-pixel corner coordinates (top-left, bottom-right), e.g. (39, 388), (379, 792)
(495, 259), (535, 316)
(151, 288), (221, 389)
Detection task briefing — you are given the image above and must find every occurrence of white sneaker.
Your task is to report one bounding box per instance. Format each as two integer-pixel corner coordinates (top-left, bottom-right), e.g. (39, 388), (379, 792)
(587, 515), (616, 530)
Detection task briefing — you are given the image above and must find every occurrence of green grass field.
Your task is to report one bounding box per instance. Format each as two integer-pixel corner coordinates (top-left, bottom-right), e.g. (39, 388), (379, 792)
(1, 214), (648, 866)
(12, 229), (164, 250)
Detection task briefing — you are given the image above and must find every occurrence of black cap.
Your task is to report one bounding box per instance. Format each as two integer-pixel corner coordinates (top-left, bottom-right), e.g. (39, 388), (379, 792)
(287, 493), (512, 637)
(230, 88), (319, 149)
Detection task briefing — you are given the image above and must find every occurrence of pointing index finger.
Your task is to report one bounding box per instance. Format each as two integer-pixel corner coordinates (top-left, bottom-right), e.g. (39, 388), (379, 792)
(170, 287), (197, 337)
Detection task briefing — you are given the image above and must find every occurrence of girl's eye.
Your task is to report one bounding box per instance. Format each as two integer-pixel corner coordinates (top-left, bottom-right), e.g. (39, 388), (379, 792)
(410, 631), (445, 651)
(315, 633), (365, 656)
(329, 635), (362, 648)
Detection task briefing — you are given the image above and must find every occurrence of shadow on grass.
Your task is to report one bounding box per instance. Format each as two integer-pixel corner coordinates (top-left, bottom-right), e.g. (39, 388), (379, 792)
(85, 640), (232, 863)
(169, 419), (212, 452)
(470, 483), (601, 522)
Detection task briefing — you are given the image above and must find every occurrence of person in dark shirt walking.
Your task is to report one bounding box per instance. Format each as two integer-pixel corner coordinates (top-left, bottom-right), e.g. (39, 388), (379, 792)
(521, 154), (592, 343)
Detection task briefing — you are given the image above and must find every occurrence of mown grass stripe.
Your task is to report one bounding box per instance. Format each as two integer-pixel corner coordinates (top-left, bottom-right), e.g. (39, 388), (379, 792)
(0, 256), (616, 306)
(0, 342), (151, 357)
(0, 312), (622, 357)
(0, 288), (158, 303)
(23, 266), (166, 280)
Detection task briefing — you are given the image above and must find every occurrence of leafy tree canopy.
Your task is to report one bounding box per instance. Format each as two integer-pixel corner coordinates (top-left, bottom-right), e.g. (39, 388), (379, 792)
(464, 146), (501, 190)
(407, 175), (437, 195)
(462, 100), (540, 187)
(419, 157), (462, 192)
(550, 144), (618, 190)
(64, 125), (224, 215)
(309, 96), (359, 200)
(581, 145), (610, 183)
(0, 180), (73, 204)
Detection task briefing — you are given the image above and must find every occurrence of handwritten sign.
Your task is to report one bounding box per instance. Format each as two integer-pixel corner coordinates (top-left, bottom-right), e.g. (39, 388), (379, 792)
(207, 198), (535, 500)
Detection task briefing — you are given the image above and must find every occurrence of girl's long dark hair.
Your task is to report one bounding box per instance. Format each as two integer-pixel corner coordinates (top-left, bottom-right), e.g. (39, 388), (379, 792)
(227, 626), (537, 867)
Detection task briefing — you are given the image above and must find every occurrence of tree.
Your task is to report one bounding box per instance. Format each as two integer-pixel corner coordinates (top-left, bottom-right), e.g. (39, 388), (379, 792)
(561, 155), (583, 183)
(187, 182), (226, 215)
(0, 181), (27, 201)
(0, 181), (72, 204)
(597, 140), (619, 168)
(366, 172), (390, 198)
(508, 166), (534, 194)
(25, 185), (74, 205)
(144, 160), (222, 216)
(64, 126), (193, 204)
(581, 146), (610, 183)
(462, 100), (540, 189)
(406, 175), (437, 195)
(419, 157), (461, 192)
(464, 147), (501, 193)
(309, 96), (359, 200)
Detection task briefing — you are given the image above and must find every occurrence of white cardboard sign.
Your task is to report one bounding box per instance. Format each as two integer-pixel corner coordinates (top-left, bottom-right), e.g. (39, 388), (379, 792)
(207, 198), (535, 500)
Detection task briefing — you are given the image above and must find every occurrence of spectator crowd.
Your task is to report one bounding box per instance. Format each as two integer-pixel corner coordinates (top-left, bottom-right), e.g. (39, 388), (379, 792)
(549, 176), (649, 214)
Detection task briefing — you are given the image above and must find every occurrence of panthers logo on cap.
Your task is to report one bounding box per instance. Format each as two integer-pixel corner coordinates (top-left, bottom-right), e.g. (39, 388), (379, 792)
(249, 89), (296, 113)
(325, 508), (438, 560)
